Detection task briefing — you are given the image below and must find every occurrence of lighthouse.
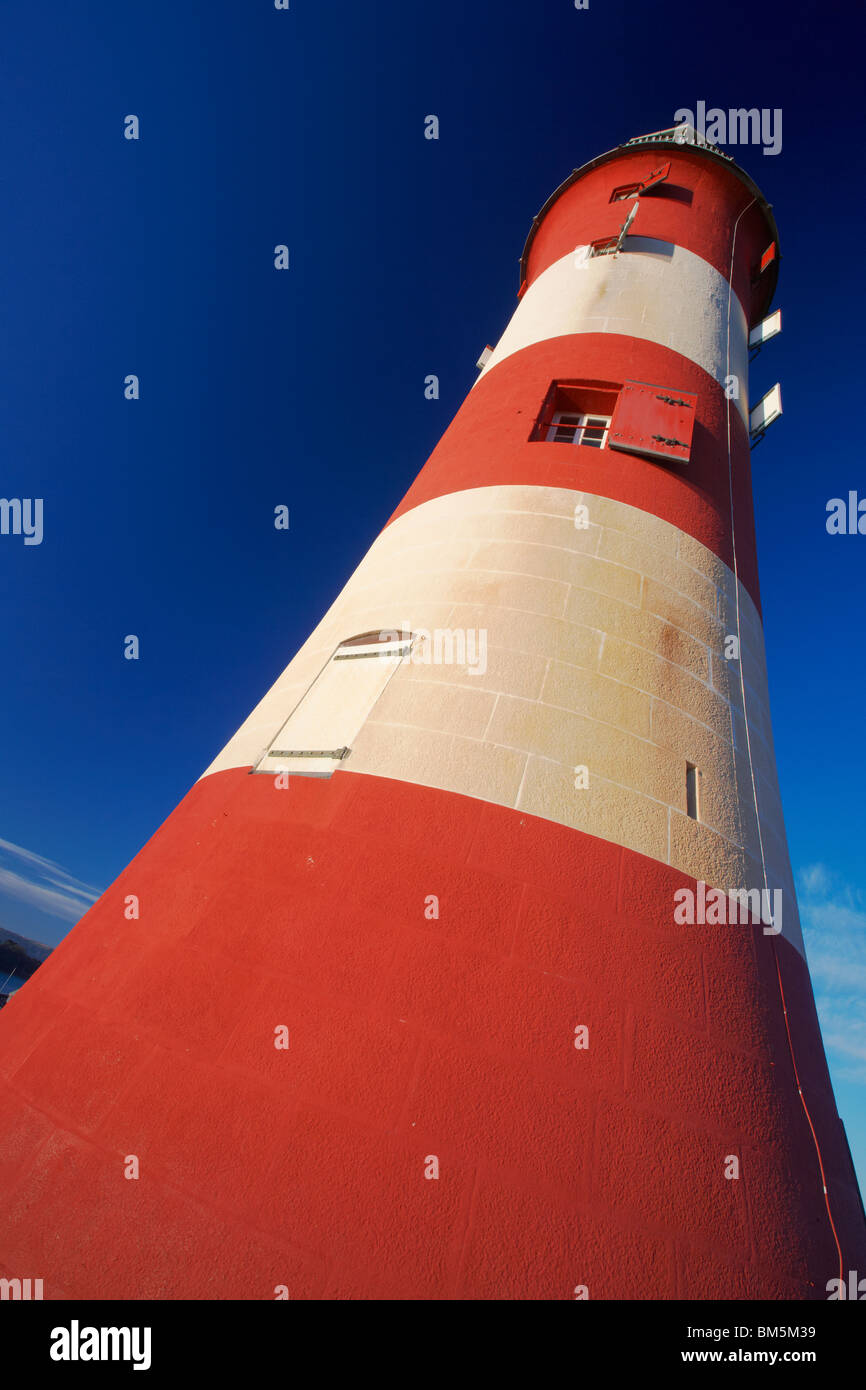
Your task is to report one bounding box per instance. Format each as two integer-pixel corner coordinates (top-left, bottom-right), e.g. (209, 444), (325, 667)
(1, 125), (864, 1301)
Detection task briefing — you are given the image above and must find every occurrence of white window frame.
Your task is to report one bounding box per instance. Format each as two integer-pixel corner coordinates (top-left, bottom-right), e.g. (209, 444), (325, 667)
(611, 183), (641, 202)
(546, 411), (611, 448)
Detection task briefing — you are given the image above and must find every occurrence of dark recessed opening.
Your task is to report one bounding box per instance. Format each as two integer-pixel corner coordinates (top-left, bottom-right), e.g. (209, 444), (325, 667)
(686, 763), (700, 821)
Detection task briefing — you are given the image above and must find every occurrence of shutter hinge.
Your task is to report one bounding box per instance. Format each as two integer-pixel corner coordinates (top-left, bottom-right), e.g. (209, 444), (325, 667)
(270, 747), (350, 760)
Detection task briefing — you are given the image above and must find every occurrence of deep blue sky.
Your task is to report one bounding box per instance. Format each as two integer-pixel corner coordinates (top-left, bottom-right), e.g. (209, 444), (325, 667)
(1, 0), (864, 1182)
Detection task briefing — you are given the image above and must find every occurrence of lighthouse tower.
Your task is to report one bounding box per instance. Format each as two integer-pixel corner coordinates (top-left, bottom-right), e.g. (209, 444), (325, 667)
(1, 126), (864, 1301)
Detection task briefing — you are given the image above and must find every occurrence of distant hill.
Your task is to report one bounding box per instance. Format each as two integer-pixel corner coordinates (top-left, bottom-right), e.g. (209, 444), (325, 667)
(0, 928), (53, 983)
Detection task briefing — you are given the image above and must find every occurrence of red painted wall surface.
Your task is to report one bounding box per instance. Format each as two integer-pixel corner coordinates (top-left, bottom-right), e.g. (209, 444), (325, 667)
(389, 337), (762, 612)
(522, 146), (776, 325)
(0, 769), (862, 1299)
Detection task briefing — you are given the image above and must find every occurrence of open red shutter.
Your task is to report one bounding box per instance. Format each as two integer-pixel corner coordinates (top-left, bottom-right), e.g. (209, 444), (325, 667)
(611, 162), (671, 202)
(753, 242), (777, 282)
(607, 381), (697, 464)
(589, 234), (619, 256)
(639, 160), (671, 193)
(759, 242), (776, 272)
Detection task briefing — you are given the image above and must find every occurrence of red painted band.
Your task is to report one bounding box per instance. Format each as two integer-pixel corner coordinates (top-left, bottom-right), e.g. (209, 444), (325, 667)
(0, 769), (861, 1299)
(523, 147), (776, 326)
(388, 335), (762, 612)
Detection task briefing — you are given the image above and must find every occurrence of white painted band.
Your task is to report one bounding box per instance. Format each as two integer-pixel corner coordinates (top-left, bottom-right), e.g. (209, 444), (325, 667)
(202, 483), (801, 956)
(478, 239), (749, 424)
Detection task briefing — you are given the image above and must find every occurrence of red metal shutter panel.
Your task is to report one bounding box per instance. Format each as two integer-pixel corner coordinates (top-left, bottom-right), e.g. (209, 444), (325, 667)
(639, 160), (671, 192)
(759, 242), (777, 273)
(607, 380), (697, 464)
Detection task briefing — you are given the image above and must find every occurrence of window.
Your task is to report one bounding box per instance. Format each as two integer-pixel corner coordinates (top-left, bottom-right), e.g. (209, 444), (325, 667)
(686, 763), (700, 820)
(588, 198), (639, 257)
(610, 182), (642, 202)
(532, 382), (620, 446)
(535, 380), (697, 465)
(588, 234), (620, 258)
(547, 412), (611, 448)
(253, 630), (415, 778)
(610, 162), (671, 202)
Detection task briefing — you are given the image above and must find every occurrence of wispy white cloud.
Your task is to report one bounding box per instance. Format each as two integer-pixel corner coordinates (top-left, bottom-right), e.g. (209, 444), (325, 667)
(800, 863), (831, 897)
(798, 864), (866, 1084)
(0, 838), (101, 924)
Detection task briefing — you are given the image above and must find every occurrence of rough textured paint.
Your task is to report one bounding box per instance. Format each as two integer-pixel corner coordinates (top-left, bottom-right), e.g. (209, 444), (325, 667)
(0, 132), (858, 1302)
(0, 771), (862, 1300)
(520, 143), (777, 326)
(388, 336), (761, 607)
(202, 483), (799, 957)
(476, 244), (751, 426)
